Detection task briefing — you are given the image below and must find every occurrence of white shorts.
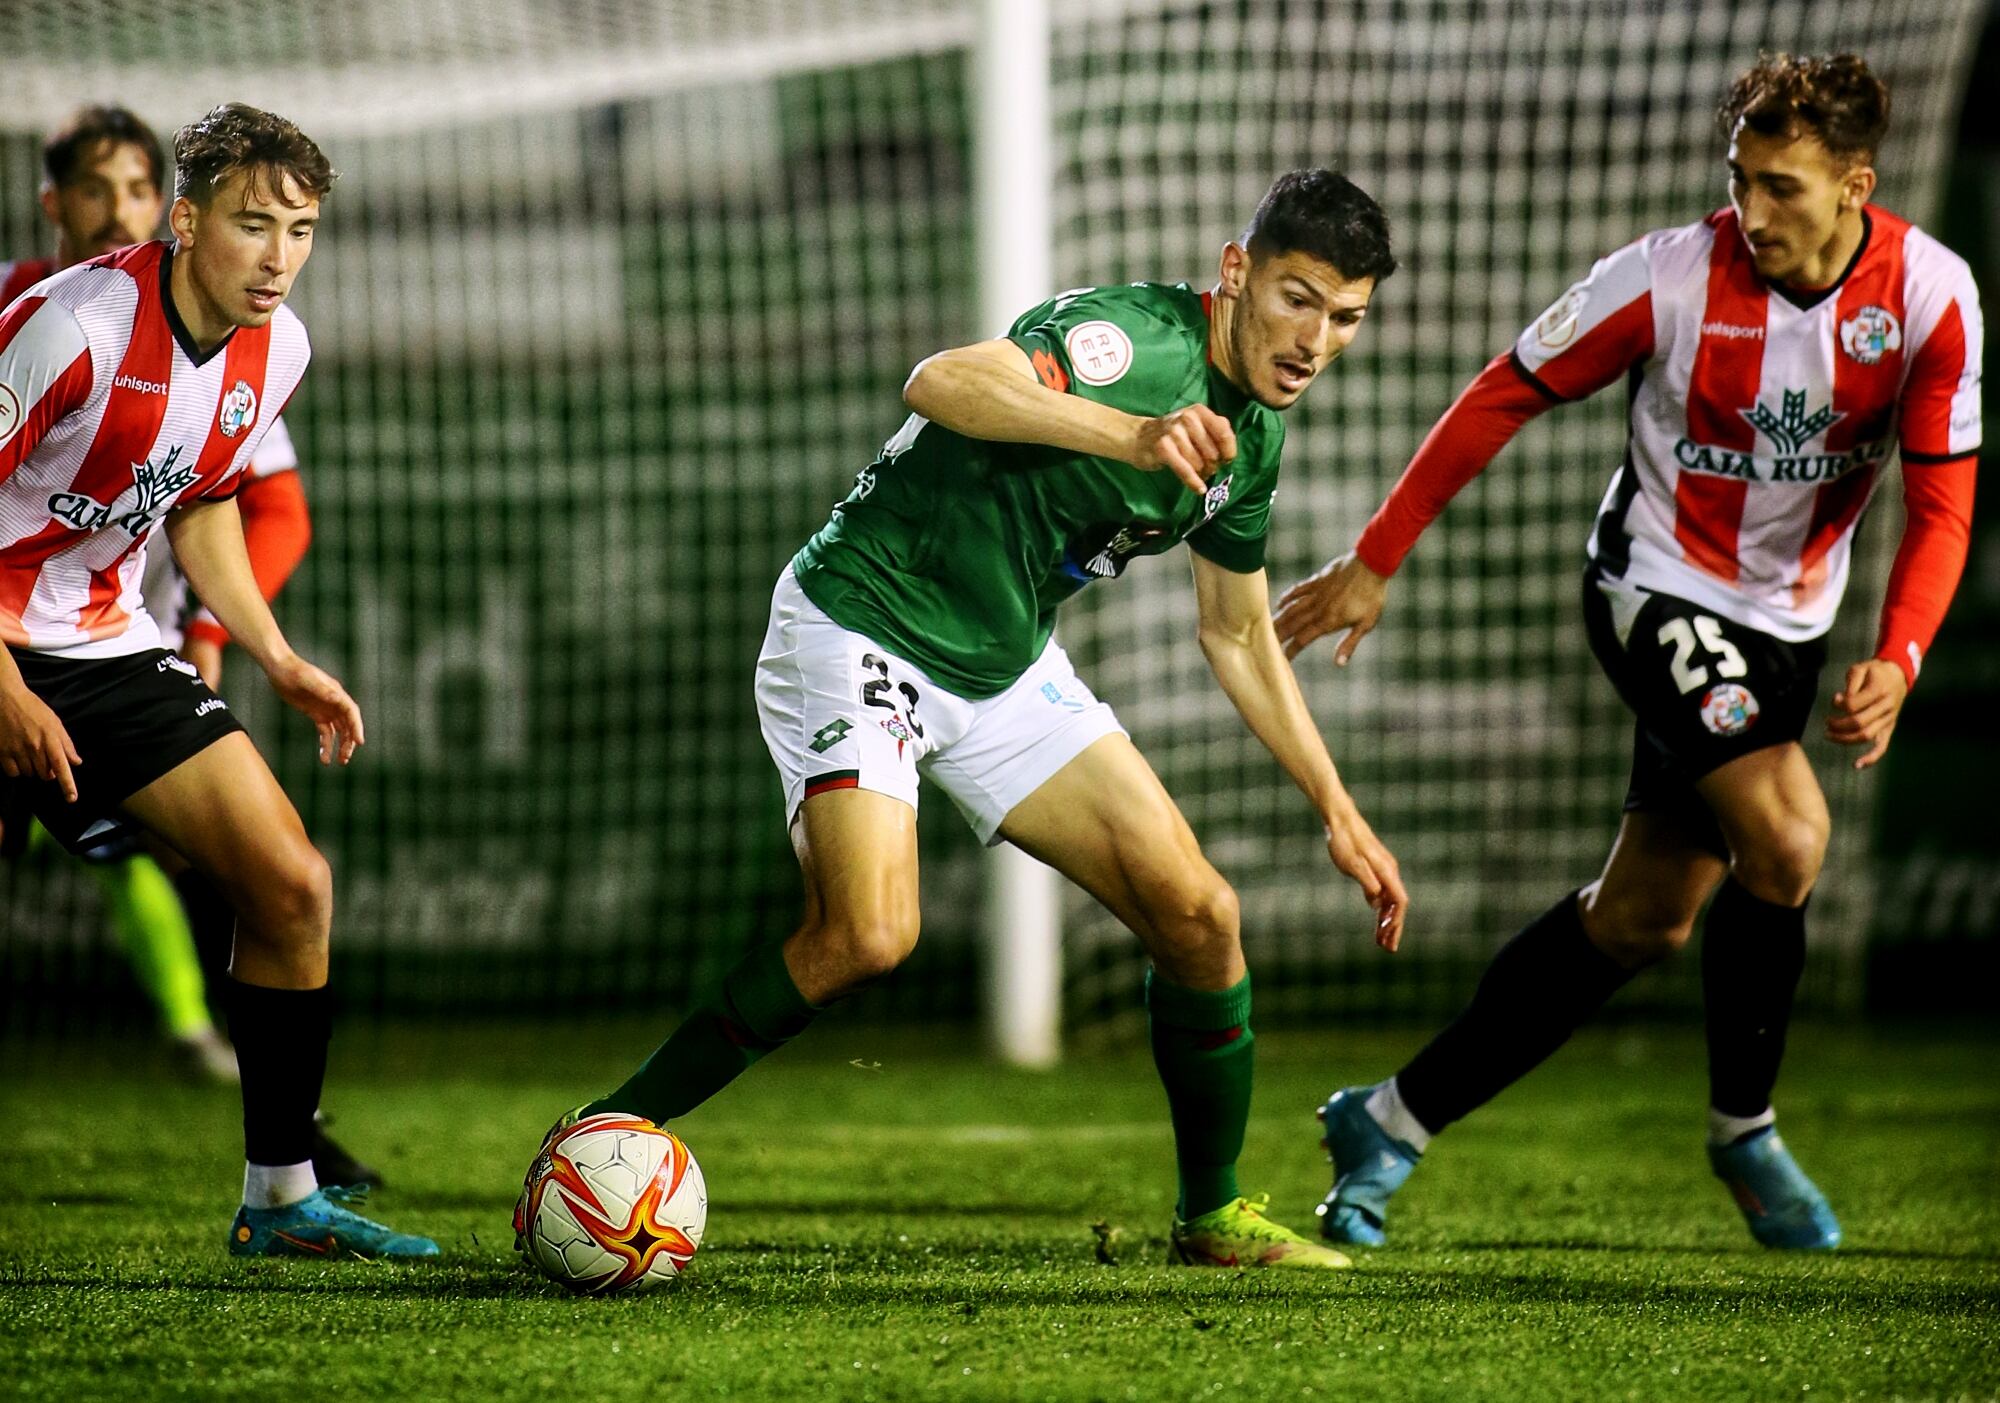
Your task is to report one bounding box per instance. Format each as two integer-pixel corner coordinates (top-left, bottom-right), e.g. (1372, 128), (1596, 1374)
(755, 566), (1125, 844)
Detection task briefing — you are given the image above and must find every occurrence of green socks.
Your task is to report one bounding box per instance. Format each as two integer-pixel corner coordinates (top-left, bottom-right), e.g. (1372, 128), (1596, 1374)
(90, 855), (215, 1040)
(1147, 969), (1254, 1220)
(589, 940), (820, 1125)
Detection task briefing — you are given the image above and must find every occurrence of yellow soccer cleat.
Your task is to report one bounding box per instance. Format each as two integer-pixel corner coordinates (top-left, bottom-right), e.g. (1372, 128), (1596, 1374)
(1169, 1194), (1354, 1269)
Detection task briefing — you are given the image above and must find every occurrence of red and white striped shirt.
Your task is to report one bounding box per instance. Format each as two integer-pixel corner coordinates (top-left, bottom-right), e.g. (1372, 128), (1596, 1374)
(0, 240), (309, 657)
(1358, 205), (1981, 686)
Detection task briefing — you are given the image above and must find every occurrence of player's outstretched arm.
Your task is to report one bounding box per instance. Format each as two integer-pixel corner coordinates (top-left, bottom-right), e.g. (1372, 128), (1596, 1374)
(163, 498), (362, 765)
(181, 468), (314, 688)
(1191, 552), (1406, 950)
(903, 338), (1234, 493)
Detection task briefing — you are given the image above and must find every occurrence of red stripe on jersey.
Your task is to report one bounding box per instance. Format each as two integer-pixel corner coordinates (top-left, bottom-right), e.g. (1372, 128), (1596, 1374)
(63, 264), (176, 639)
(1534, 292), (1654, 400)
(1900, 301), (1969, 458)
(1684, 225), (1766, 449)
(0, 522), (80, 642)
(1673, 221), (1765, 581)
(1826, 219), (1907, 453)
(1791, 463), (1878, 608)
(0, 299), (95, 485)
(1673, 472), (1749, 582)
(189, 322), (273, 500)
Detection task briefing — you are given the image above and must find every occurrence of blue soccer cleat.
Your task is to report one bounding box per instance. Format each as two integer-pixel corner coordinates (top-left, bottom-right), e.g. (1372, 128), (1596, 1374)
(228, 1188), (440, 1260)
(1707, 1125), (1841, 1250)
(1314, 1085), (1421, 1247)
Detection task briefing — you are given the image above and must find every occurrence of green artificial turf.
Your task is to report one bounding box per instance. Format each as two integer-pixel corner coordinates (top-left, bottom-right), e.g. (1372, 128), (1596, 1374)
(2, 1019), (1994, 1401)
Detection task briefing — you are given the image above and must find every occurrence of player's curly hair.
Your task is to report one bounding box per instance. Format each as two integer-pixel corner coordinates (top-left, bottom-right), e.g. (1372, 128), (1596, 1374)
(173, 102), (337, 208)
(1719, 53), (1890, 164)
(43, 104), (166, 193)
(1244, 169), (1396, 284)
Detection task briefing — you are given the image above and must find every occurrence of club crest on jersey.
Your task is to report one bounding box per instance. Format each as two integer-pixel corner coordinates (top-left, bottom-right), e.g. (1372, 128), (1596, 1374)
(1534, 285), (1586, 349)
(1064, 321), (1134, 386)
(218, 379), (257, 437)
(1739, 389), (1844, 456)
(1202, 473), (1233, 520)
(1699, 682), (1760, 737)
(47, 442), (198, 535)
(1839, 305), (1902, 365)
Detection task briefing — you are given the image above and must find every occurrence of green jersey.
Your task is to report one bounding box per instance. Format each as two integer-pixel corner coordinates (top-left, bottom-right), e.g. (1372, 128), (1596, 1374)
(791, 281), (1285, 699)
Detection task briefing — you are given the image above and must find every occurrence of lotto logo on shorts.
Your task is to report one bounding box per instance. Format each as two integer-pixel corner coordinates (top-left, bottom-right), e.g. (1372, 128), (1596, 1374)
(1040, 681), (1086, 713)
(1699, 683), (1760, 737)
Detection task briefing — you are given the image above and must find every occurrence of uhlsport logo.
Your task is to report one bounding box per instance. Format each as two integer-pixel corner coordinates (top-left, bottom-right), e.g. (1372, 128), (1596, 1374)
(1839, 305), (1902, 365)
(0, 380), (20, 450)
(218, 379), (257, 437)
(1064, 321), (1134, 386)
(1699, 682), (1760, 737)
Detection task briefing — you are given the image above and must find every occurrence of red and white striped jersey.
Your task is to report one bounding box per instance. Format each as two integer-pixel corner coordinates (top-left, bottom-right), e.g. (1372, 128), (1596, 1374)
(0, 240), (309, 657)
(1518, 205), (1980, 641)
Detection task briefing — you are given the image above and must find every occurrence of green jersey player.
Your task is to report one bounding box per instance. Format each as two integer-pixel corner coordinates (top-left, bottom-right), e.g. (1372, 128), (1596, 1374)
(525, 169), (1407, 1268)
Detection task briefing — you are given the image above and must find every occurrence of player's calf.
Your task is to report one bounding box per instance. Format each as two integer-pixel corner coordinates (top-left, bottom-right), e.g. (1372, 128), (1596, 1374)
(1576, 878), (1702, 968)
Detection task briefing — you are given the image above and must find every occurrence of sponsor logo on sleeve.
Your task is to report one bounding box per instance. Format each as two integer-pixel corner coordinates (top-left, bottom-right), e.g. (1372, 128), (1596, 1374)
(218, 379), (258, 437)
(1839, 306), (1902, 365)
(1699, 682), (1760, 737)
(1533, 285), (1587, 349)
(0, 381), (22, 449)
(1064, 321), (1134, 385)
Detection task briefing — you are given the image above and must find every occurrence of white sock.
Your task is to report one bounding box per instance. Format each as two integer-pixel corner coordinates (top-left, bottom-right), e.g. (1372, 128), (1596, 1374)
(243, 1161), (318, 1210)
(1707, 1106), (1776, 1146)
(1365, 1078), (1433, 1154)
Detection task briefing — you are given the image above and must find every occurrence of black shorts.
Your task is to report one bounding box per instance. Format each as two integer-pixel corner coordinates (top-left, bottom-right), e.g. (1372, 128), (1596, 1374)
(1580, 569), (1827, 857)
(1, 646), (244, 859)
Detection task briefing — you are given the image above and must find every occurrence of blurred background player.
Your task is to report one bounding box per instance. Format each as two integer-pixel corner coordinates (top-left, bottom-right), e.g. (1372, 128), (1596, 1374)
(1277, 54), (1980, 1251)
(0, 101), (377, 1184)
(526, 170), (1407, 1270)
(0, 102), (425, 1255)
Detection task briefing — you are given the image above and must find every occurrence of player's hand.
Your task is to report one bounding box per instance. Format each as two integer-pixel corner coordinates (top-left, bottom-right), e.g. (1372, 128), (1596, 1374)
(1130, 404), (1236, 494)
(1274, 551), (1388, 663)
(266, 654), (365, 766)
(1826, 659), (1909, 770)
(184, 637), (224, 690)
(0, 680), (82, 802)
(1324, 804), (1407, 952)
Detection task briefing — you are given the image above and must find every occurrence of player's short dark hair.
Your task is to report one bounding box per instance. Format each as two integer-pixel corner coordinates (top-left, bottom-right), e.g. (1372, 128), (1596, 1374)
(1720, 53), (1890, 165)
(1243, 169), (1396, 285)
(173, 102), (336, 208)
(43, 104), (167, 192)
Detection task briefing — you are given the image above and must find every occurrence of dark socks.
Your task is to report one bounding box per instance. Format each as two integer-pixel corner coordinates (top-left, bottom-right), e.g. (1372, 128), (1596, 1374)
(1396, 891), (1636, 1134)
(224, 978), (331, 1166)
(1146, 969), (1254, 1220)
(591, 940), (820, 1125)
(172, 868), (236, 987)
(1702, 878), (1808, 1119)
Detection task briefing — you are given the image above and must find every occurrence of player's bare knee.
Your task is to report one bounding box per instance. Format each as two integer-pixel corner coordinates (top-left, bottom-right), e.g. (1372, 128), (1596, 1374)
(1579, 884), (1698, 967)
(1731, 815), (1826, 907)
(808, 911), (920, 985)
(237, 842), (334, 941)
(1143, 872), (1241, 973)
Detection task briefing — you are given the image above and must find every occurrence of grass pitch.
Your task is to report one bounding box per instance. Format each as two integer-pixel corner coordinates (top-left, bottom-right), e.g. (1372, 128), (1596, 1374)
(2, 1018), (1995, 1402)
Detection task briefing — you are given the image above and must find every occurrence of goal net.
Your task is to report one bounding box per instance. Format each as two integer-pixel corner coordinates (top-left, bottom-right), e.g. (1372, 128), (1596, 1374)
(0, 0), (1982, 1039)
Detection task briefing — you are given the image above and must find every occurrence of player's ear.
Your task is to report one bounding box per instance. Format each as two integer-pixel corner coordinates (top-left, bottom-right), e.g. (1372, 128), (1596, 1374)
(1842, 163), (1876, 212)
(1218, 241), (1250, 298)
(38, 184), (60, 226)
(168, 195), (198, 246)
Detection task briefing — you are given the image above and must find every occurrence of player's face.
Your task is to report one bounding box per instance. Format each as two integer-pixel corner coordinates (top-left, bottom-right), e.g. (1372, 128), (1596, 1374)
(1726, 123), (1873, 285)
(1218, 244), (1373, 411)
(40, 140), (163, 266)
(172, 166), (319, 333)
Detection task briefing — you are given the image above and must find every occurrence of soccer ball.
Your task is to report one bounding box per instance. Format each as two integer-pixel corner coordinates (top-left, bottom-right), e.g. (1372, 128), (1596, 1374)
(518, 1113), (706, 1294)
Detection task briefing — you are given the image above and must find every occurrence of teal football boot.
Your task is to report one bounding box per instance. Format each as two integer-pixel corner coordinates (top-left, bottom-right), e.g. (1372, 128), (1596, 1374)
(1708, 1126), (1841, 1250)
(1314, 1085), (1421, 1247)
(229, 1188), (439, 1260)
